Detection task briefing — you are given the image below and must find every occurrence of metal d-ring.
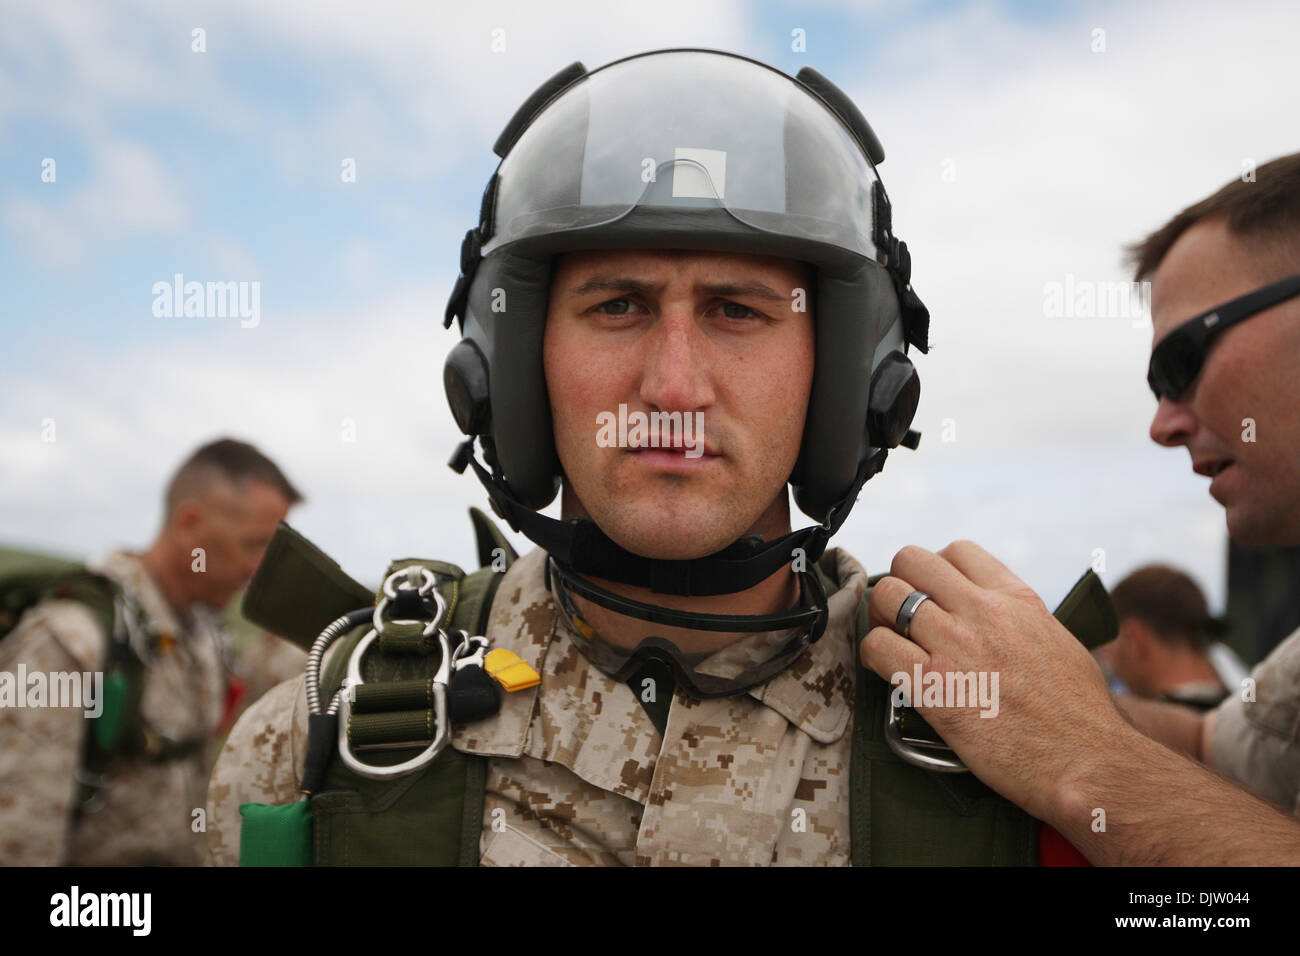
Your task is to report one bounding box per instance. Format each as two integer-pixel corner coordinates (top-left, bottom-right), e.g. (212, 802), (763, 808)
(335, 626), (452, 780)
(884, 692), (969, 773)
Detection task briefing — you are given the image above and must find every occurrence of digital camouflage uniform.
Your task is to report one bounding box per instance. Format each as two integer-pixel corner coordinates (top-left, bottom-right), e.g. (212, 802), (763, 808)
(1211, 625), (1300, 815)
(207, 544), (868, 866)
(222, 622), (307, 733)
(0, 550), (225, 865)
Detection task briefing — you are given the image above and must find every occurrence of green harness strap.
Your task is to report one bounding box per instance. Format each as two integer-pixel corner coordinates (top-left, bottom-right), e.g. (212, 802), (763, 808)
(239, 516), (510, 867)
(848, 567), (1117, 865)
(240, 517), (1115, 867)
(310, 561), (502, 866)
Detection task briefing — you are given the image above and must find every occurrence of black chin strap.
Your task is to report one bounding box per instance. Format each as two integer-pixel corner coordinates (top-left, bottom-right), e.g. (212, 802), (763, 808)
(450, 439), (885, 597)
(547, 555), (830, 644)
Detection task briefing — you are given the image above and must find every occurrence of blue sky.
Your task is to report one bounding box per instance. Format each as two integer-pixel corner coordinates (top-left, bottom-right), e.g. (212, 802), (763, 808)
(2, 0), (1298, 629)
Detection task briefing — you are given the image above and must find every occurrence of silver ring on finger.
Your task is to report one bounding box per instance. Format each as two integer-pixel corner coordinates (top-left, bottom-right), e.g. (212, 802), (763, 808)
(895, 590), (931, 639)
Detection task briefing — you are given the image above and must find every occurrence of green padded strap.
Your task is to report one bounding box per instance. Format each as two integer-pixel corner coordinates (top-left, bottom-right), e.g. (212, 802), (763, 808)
(849, 565), (1118, 865)
(350, 710), (437, 745)
(332, 562), (505, 749)
(251, 521), (509, 867)
(459, 752), (489, 866)
(353, 678), (436, 712)
(320, 627), (369, 715)
(1053, 569), (1119, 650)
(340, 560), (462, 748)
(315, 560), (502, 866)
(469, 506), (519, 571)
(375, 559), (465, 655)
(448, 564), (503, 868)
(242, 523), (375, 650)
(453, 565), (507, 634)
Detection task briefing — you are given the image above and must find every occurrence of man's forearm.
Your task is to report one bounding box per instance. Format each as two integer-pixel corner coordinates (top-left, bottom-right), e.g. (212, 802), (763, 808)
(1113, 695), (1205, 759)
(1050, 726), (1300, 865)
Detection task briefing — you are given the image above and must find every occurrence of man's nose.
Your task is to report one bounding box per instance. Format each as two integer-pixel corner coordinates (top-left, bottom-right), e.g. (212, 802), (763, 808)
(1149, 396), (1197, 447)
(638, 308), (713, 412)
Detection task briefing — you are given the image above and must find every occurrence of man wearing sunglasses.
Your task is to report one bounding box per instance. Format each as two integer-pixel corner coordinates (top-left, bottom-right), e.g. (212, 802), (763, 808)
(860, 152), (1300, 864)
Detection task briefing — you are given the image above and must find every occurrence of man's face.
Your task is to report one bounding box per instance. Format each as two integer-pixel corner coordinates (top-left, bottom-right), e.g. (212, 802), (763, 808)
(180, 479), (292, 608)
(543, 248), (815, 560)
(1148, 218), (1300, 546)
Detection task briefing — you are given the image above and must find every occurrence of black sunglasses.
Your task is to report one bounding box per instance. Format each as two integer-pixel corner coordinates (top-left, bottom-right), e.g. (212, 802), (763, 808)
(1148, 273), (1300, 400)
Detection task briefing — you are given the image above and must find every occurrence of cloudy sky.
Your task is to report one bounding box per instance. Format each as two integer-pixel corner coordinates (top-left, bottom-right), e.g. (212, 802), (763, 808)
(2, 0), (1297, 617)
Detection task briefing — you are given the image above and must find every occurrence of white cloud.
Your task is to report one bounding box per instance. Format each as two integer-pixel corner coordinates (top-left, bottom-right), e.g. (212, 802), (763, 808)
(4, 198), (85, 267)
(6, 0), (1295, 623)
(0, 281), (514, 579)
(335, 238), (380, 287)
(803, 0), (1299, 606)
(205, 235), (262, 278)
(3, 139), (189, 268)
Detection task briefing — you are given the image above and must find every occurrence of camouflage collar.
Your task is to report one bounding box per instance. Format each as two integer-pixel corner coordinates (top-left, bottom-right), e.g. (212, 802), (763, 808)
(743, 547), (866, 744)
(451, 545), (867, 762)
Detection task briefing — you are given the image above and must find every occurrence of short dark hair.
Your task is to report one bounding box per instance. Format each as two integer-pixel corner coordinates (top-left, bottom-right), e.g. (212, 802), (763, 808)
(1125, 151), (1300, 281)
(1111, 564), (1217, 651)
(165, 438), (303, 516)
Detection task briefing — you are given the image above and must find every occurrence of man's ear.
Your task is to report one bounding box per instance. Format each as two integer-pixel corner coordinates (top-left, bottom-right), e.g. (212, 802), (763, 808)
(172, 500), (205, 539)
(1124, 619), (1159, 664)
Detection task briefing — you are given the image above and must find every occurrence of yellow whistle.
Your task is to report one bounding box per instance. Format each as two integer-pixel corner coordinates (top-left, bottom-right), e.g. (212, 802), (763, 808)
(484, 648), (541, 691)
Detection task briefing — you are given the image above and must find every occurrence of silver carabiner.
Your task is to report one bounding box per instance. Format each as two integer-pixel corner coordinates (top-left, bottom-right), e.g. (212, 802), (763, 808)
(335, 626), (452, 780)
(452, 634), (490, 671)
(373, 567), (447, 637)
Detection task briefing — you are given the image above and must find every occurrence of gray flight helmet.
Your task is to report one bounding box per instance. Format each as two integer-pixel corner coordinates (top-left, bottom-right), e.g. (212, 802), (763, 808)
(444, 48), (929, 529)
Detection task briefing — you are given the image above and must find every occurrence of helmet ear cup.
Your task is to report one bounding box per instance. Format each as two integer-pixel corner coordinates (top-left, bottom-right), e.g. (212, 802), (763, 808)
(866, 351), (920, 449)
(462, 253), (561, 511)
(444, 339), (492, 437)
(792, 260), (902, 522)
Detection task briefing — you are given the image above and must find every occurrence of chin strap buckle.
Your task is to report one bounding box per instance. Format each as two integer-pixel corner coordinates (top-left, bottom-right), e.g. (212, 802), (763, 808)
(448, 439), (474, 474)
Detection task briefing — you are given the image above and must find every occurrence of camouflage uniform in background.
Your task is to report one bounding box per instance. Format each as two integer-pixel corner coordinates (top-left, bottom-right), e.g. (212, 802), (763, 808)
(207, 545), (868, 866)
(0, 550), (225, 865)
(221, 613), (306, 734)
(1211, 626), (1300, 815)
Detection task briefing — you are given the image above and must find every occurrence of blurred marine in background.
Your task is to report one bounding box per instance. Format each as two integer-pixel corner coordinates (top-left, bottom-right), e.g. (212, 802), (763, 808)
(1100, 564), (1243, 711)
(0, 438), (300, 865)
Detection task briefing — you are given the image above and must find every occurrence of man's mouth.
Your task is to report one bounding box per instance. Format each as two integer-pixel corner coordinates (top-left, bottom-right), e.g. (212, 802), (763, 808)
(627, 441), (721, 469)
(1192, 458), (1234, 479)
(628, 433), (720, 458)
(630, 447), (720, 460)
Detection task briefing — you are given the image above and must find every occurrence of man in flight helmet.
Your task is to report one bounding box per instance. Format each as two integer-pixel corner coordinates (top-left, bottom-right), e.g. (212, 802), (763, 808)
(439, 47), (927, 699)
(207, 49), (1065, 868)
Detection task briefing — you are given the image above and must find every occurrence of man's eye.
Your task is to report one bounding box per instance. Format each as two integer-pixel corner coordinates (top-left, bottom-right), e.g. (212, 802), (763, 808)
(719, 302), (760, 320)
(596, 298), (638, 316)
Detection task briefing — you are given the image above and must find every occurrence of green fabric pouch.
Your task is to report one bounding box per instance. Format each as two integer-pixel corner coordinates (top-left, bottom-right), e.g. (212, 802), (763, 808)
(239, 801), (314, 867)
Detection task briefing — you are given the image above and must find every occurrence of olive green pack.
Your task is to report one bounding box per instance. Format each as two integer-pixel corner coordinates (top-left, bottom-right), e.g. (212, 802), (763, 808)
(0, 560), (205, 813)
(238, 513), (1116, 866)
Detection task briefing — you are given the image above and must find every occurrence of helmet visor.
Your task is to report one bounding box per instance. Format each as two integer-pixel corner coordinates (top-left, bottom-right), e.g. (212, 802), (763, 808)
(487, 50), (883, 261)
